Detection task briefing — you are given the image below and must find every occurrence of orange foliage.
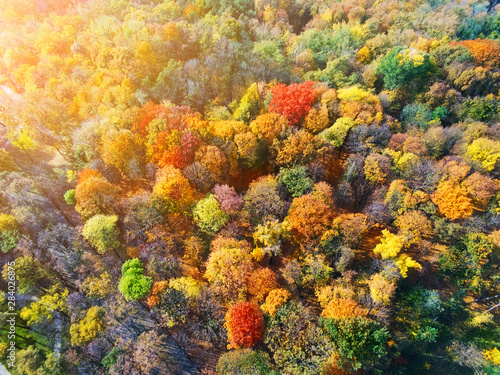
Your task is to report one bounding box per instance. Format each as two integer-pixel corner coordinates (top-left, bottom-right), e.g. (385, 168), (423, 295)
(153, 165), (196, 213)
(321, 297), (367, 319)
(452, 39), (500, 68)
(284, 183), (334, 243)
(247, 268), (278, 301)
(249, 113), (288, 144)
(75, 169), (117, 219)
(225, 302), (265, 349)
(147, 281), (168, 307)
(431, 181), (474, 220)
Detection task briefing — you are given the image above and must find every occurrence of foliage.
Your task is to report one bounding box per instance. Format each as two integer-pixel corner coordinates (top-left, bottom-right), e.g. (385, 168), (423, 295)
(193, 194), (229, 233)
(118, 258), (153, 301)
(0, 213), (20, 253)
(377, 47), (434, 90)
(431, 181), (474, 220)
(269, 81), (317, 126)
(278, 166), (313, 197)
(70, 306), (105, 346)
(82, 214), (120, 254)
(319, 117), (356, 147)
(321, 316), (390, 371)
(225, 302), (264, 349)
(217, 349), (275, 375)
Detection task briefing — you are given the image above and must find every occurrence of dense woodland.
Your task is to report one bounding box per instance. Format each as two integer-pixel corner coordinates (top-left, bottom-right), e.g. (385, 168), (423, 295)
(2, 0), (500, 373)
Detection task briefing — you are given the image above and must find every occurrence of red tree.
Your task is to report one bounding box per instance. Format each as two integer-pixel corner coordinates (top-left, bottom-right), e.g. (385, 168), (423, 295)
(269, 81), (317, 126)
(225, 302), (264, 349)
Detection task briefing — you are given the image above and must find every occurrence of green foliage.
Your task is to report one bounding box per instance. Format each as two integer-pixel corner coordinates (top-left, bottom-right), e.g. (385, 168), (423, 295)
(401, 103), (432, 130)
(0, 213), (20, 253)
(64, 189), (76, 205)
(118, 258), (153, 301)
(81, 214), (120, 254)
(217, 349), (276, 375)
(377, 47), (434, 90)
(278, 166), (313, 197)
(321, 316), (390, 372)
(193, 194), (229, 233)
(459, 96), (499, 122)
(265, 301), (334, 374)
(102, 347), (124, 369)
(234, 83), (263, 123)
(2, 255), (47, 294)
(319, 117), (356, 147)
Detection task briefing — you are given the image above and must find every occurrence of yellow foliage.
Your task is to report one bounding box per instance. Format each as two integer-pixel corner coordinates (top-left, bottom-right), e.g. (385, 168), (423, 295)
(368, 273), (396, 305)
(321, 297), (367, 319)
(261, 288), (291, 316)
(395, 254), (421, 278)
(169, 277), (203, 299)
(466, 137), (500, 172)
(373, 230), (404, 259)
(484, 347), (500, 366)
(357, 46), (371, 63)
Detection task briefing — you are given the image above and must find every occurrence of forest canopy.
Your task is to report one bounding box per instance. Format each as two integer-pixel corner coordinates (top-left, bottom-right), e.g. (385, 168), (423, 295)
(1, 0), (500, 374)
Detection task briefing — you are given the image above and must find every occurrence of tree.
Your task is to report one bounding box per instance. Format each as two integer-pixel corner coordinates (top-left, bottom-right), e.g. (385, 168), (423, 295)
(451, 39), (500, 68)
(462, 172), (498, 209)
(243, 175), (284, 223)
(466, 137), (500, 172)
(234, 83), (263, 123)
(217, 349), (274, 375)
(205, 237), (253, 303)
(247, 268), (278, 301)
(321, 316), (390, 372)
(368, 273), (396, 305)
(82, 214), (120, 255)
(118, 258), (153, 301)
(373, 229), (421, 278)
(193, 194), (229, 233)
(81, 272), (113, 299)
(260, 288), (291, 316)
(377, 47), (433, 90)
(283, 182), (334, 244)
(319, 117), (356, 148)
(2, 255), (47, 294)
(321, 297), (367, 319)
(249, 113), (288, 145)
(275, 130), (326, 166)
(278, 166), (313, 197)
(394, 210), (433, 246)
(225, 302), (264, 349)
(152, 165), (196, 214)
(252, 217), (283, 261)
(20, 285), (68, 325)
(269, 81), (317, 126)
(337, 86), (383, 125)
(75, 169), (117, 220)
(70, 306), (105, 346)
(431, 181), (474, 220)
(265, 301), (333, 374)
(213, 184), (243, 215)
(364, 153), (391, 184)
(0, 213), (20, 253)
(101, 129), (145, 177)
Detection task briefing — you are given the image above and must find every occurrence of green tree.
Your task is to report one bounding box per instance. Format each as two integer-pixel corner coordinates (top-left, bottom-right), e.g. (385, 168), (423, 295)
(81, 214), (120, 255)
(321, 316), (390, 372)
(217, 349), (275, 375)
(278, 166), (313, 197)
(377, 47), (434, 90)
(0, 213), (20, 253)
(118, 258), (153, 301)
(193, 194), (229, 233)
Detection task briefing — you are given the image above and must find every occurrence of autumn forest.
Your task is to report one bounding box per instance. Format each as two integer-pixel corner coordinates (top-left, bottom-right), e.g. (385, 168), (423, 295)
(1, 0), (500, 374)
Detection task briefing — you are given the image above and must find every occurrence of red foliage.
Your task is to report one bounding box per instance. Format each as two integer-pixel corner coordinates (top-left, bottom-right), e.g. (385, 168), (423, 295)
(225, 302), (264, 349)
(269, 81), (317, 126)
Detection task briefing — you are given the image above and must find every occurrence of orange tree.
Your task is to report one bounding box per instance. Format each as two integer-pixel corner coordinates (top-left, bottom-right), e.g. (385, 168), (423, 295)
(269, 81), (317, 126)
